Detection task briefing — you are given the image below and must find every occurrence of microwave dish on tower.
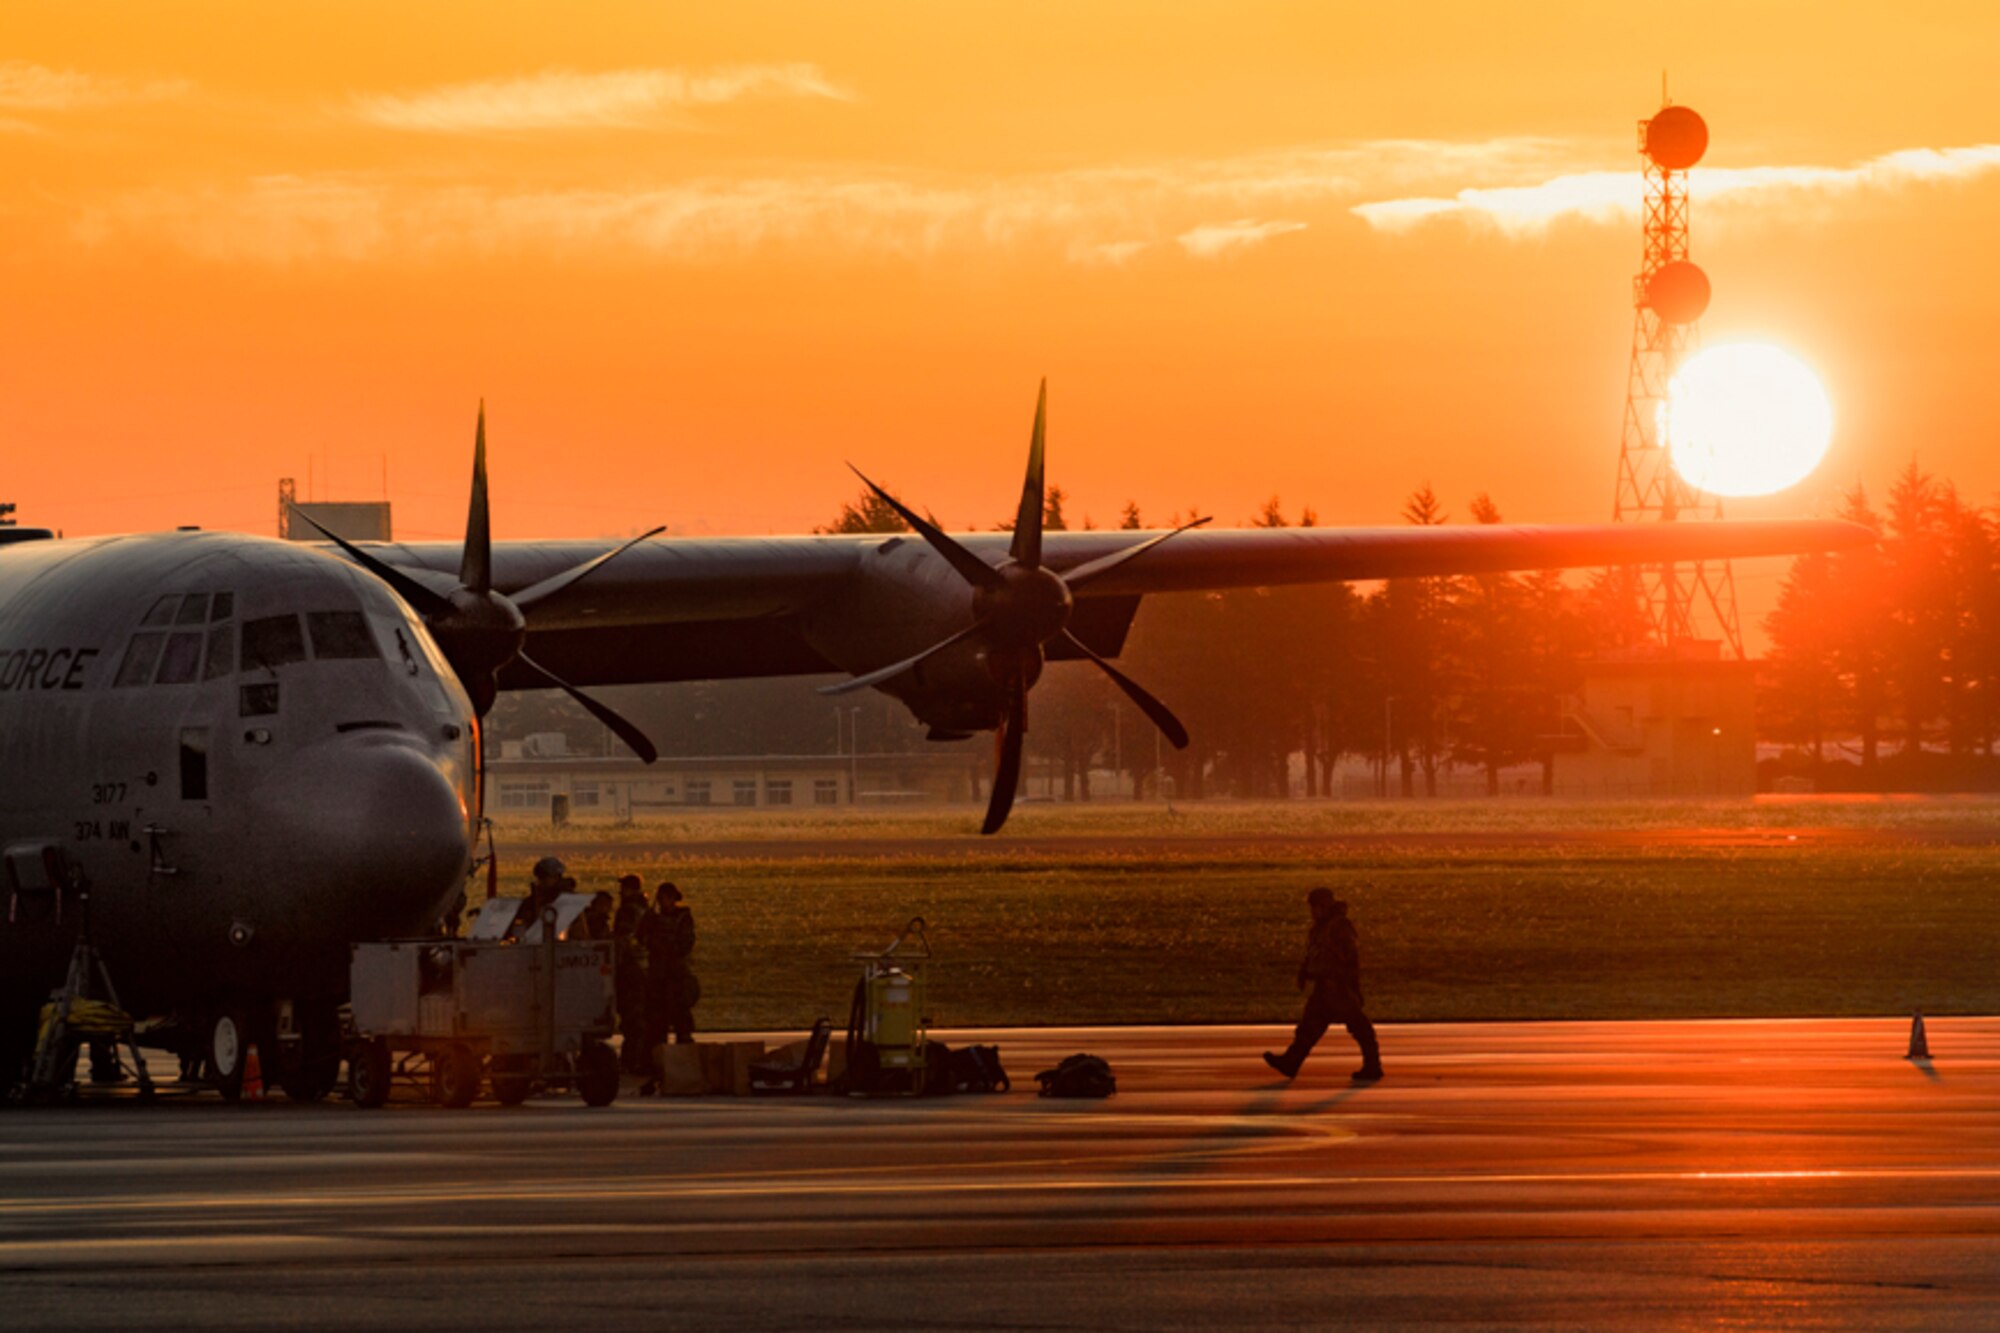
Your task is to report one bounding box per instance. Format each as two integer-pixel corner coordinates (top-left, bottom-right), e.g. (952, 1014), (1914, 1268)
(1644, 104), (1708, 170)
(1645, 259), (1711, 325)
(1610, 93), (1744, 659)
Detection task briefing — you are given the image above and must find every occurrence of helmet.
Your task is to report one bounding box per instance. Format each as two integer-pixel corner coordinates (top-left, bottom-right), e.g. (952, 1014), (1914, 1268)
(532, 856), (567, 880)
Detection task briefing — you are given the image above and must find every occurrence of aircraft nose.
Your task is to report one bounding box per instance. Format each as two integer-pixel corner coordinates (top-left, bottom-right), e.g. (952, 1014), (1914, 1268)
(287, 740), (471, 937)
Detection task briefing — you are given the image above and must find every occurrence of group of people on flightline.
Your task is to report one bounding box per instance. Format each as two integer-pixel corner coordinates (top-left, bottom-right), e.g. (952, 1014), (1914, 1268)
(491, 863), (1383, 1089)
(512, 856), (699, 1093)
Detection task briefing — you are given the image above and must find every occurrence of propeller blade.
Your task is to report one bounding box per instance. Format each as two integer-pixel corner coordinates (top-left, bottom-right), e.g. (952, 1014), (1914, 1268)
(1060, 515), (1213, 591)
(981, 684), (1028, 835)
(515, 650), (659, 764)
(461, 403), (493, 595)
(288, 506), (454, 619)
(1060, 630), (1190, 749)
(1009, 379), (1047, 570)
(818, 616), (994, 697)
(512, 525), (668, 618)
(846, 465), (1003, 591)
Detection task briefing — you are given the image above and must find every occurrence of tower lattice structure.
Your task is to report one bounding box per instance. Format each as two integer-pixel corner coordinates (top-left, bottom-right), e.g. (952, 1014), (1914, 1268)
(1612, 100), (1744, 659)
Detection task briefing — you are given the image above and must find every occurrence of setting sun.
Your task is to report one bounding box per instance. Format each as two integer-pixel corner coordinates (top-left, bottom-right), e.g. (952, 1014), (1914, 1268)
(1664, 343), (1835, 498)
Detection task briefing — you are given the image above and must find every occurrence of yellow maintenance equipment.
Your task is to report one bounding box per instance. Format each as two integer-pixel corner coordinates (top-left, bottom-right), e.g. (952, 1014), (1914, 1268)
(20, 886), (155, 1104)
(844, 917), (931, 1095)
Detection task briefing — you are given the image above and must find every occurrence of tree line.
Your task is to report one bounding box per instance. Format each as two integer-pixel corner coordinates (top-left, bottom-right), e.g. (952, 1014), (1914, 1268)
(1762, 462), (2000, 789)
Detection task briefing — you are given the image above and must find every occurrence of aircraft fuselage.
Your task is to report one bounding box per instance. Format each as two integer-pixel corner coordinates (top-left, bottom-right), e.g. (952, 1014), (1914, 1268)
(0, 531), (477, 1050)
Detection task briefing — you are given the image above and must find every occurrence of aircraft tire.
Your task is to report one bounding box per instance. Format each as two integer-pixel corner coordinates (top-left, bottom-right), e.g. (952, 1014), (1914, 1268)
(431, 1043), (480, 1109)
(347, 1038), (392, 1109)
(205, 1007), (250, 1104)
(577, 1040), (619, 1108)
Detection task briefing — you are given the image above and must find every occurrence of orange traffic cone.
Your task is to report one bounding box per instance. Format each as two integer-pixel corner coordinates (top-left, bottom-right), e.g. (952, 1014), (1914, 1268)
(1907, 1011), (1931, 1061)
(242, 1042), (267, 1101)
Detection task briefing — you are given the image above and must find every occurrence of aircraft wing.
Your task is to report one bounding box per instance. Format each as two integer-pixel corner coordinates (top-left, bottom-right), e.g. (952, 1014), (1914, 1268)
(1028, 517), (1873, 596)
(377, 516), (1866, 626)
(355, 516), (1868, 690)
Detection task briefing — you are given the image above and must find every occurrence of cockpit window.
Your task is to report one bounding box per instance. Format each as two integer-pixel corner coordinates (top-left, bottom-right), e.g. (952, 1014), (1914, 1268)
(155, 632), (204, 685)
(114, 592), (239, 687)
(307, 611), (381, 660)
(202, 623), (235, 680)
(114, 633), (166, 687)
(242, 615), (307, 670)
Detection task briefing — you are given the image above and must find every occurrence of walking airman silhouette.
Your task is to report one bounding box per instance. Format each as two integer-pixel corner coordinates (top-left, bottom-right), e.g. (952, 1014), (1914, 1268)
(1265, 887), (1382, 1083)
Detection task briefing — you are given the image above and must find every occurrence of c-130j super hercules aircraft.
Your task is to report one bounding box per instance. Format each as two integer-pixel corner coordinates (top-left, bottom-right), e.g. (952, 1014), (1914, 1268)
(0, 386), (1869, 1100)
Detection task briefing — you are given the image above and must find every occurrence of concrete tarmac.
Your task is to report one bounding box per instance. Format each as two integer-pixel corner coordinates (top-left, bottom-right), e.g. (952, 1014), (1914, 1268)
(4, 1019), (1998, 1329)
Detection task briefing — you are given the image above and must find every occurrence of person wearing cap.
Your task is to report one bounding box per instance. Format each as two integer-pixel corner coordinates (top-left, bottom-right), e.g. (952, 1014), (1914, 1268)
(612, 874), (651, 1074)
(1265, 887), (1382, 1083)
(508, 855), (571, 939)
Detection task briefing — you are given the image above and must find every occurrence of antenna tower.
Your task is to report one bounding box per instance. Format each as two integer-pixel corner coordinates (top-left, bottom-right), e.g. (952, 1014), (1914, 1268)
(1611, 94), (1744, 658)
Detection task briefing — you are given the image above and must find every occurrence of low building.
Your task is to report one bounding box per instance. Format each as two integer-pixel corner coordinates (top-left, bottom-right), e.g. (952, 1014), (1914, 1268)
(280, 499), (392, 541)
(1547, 642), (1757, 796)
(485, 748), (981, 821)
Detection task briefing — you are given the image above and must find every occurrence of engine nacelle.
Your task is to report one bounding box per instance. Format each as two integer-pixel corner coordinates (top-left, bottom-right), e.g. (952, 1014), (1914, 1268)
(800, 532), (1142, 734)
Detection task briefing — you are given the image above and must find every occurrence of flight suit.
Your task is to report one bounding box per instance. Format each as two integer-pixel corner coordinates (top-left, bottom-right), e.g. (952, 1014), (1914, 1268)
(639, 905), (696, 1047)
(1277, 911), (1381, 1077)
(613, 892), (650, 1072)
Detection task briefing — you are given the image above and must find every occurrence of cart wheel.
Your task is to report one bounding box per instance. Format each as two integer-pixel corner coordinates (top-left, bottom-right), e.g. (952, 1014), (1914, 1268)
(347, 1038), (392, 1108)
(205, 1006), (250, 1103)
(577, 1041), (619, 1107)
(490, 1056), (535, 1107)
(432, 1043), (480, 1109)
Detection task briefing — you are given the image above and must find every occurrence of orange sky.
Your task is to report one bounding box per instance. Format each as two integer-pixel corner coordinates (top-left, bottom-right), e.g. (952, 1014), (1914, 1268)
(6, 1), (2000, 619)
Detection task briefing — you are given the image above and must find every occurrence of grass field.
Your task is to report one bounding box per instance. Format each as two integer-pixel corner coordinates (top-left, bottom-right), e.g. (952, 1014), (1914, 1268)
(490, 799), (2000, 1029)
(500, 794), (2000, 845)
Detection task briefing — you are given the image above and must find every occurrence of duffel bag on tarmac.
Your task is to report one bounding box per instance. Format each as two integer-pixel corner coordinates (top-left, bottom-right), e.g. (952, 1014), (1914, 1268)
(920, 1040), (954, 1096)
(1035, 1053), (1115, 1098)
(947, 1044), (1011, 1093)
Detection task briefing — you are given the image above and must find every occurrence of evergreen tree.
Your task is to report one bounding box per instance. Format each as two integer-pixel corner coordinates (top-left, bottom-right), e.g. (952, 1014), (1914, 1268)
(1447, 494), (1535, 794)
(1883, 462), (1952, 761)
(1761, 550), (1841, 762)
(1829, 485), (1890, 772)
(1368, 484), (1452, 796)
(818, 486), (912, 535)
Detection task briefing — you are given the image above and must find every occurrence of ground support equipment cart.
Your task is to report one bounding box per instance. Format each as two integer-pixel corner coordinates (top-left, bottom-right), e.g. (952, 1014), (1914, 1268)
(346, 897), (618, 1108)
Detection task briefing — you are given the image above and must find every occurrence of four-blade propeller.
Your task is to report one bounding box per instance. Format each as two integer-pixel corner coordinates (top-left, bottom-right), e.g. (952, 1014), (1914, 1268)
(823, 381), (1208, 834)
(289, 405), (663, 764)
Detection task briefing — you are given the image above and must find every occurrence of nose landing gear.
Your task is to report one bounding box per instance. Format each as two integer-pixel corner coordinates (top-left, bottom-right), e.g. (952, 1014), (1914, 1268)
(201, 1004), (251, 1103)
(198, 997), (343, 1103)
